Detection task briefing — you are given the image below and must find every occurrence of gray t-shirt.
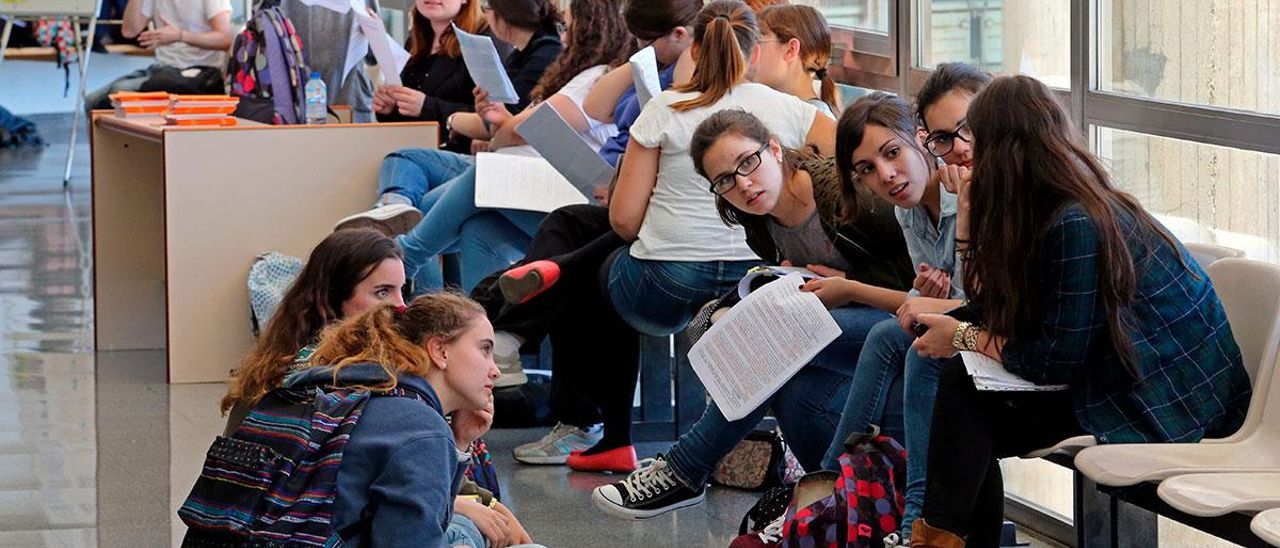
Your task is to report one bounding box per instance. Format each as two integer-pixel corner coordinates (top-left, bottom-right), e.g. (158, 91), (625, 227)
(766, 209), (851, 272)
(280, 0), (379, 122)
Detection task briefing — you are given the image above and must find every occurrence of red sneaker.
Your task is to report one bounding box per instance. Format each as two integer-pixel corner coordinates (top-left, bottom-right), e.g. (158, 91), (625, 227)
(566, 445), (638, 473)
(498, 260), (561, 304)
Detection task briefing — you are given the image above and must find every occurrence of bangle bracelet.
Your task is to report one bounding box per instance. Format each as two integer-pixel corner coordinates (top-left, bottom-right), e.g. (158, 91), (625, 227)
(952, 321), (972, 351)
(964, 324), (982, 351)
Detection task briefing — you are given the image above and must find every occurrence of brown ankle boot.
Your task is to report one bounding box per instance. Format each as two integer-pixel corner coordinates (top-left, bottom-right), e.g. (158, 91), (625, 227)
(910, 519), (966, 548)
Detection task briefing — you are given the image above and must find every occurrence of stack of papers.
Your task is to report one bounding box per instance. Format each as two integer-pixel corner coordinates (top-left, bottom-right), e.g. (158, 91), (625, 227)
(166, 95), (240, 127)
(960, 351), (1069, 391)
(110, 91), (172, 122)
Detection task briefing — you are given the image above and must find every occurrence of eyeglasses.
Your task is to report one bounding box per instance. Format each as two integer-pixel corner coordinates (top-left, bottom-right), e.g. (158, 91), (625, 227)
(924, 122), (972, 157)
(709, 142), (769, 195)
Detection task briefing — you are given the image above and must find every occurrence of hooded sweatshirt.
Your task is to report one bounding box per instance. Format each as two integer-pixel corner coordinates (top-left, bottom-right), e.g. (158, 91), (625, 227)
(285, 363), (466, 548)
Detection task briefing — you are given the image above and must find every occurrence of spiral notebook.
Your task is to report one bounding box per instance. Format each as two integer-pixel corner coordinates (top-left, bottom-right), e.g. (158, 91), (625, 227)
(960, 351), (1068, 392)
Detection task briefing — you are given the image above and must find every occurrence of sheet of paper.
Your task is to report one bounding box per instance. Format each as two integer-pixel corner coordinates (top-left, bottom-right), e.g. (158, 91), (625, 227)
(455, 25), (519, 104)
(628, 46), (662, 108)
(688, 273), (842, 421)
(474, 152), (589, 213)
(960, 351), (1069, 392)
(353, 8), (408, 86)
(516, 105), (614, 198)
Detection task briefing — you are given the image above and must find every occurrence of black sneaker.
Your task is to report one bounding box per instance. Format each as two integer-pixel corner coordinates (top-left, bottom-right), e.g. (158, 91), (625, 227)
(591, 455), (706, 519)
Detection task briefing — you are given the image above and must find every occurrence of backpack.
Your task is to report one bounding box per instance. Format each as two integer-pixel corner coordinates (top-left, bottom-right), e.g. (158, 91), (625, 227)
(228, 0), (309, 124)
(712, 429), (805, 491)
(781, 425), (907, 548)
(247, 252), (304, 337)
(178, 384), (426, 546)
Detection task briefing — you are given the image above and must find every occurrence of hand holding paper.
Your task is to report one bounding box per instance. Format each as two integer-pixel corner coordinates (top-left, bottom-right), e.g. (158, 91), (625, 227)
(688, 273), (842, 421)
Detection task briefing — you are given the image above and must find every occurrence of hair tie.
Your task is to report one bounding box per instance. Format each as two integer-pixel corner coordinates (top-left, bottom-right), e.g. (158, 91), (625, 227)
(814, 68), (829, 80)
(714, 13), (731, 22)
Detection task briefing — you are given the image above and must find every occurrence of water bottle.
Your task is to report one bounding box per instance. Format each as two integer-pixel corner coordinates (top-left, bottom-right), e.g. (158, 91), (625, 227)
(305, 71), (327, 125)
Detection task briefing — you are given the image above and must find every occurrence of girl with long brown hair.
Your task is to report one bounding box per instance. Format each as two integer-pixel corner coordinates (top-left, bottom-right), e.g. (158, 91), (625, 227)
(907, 75), (1250, 547)
(373, 0), (489, 152)
(591, 0), (835, 519)
(754, 4), (840, 116)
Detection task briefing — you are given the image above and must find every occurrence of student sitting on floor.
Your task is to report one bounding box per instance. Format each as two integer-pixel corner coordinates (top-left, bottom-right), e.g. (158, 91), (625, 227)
(288, 292), (541, 548)
(85, 0), (233, 112)
(591, 108), (912, 520)
(906, 75), (1250, 548)
(219, 229), (527, 548)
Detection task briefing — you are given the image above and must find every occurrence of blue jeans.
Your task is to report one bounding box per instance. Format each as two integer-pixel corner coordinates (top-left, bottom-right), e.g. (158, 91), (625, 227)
(665, 306), (897, 487)
(395, 159), (546, 292)
(822, 318), (945, 537)
(377, 148), (472, 210)
(446, 513), (486, 548)
(605, 251), (759, 336)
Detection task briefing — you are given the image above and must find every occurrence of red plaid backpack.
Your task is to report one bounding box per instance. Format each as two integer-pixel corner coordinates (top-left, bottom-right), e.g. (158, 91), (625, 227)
(781, 425), (908, 548)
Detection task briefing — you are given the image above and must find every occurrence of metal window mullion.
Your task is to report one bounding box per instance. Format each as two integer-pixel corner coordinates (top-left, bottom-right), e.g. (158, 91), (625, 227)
(897, 0), (912, 97)
(1085, 91), (1280, 156)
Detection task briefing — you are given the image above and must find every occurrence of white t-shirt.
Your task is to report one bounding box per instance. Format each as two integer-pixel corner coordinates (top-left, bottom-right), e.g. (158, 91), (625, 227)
(500, 64), (617, 158)
(627, 83), (819, 261)
(141, 0), (233, 69)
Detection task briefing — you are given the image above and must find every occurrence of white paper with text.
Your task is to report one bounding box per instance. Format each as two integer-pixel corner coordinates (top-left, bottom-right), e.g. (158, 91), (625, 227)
(628, 46), (662, 108)
(353, 8), (408, 86)
(960, 351), (1069, 391)
(474, 152), (589, 213)
(456, 25), (519, 104)
(688, 273), (842, 421)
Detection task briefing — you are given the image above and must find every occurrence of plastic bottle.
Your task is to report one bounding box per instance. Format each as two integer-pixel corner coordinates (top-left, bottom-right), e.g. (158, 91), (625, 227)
(304, 72), (327, 125)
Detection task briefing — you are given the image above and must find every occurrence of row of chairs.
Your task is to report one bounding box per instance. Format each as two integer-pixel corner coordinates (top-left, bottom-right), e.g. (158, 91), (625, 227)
(1018, 243), (1280, 546)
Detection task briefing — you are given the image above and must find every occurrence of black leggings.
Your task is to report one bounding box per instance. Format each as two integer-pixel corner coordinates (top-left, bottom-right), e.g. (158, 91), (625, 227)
(921, 358), (1085, 547)
(470, 205), (638, 447)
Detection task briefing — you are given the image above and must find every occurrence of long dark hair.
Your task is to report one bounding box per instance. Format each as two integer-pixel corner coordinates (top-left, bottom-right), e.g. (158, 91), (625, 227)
(624, 0), (702, 41)
(489, 0), (561, 33)
(529, 0), (635, 102)
(408, 0), (485, 60)
(834, 92), (931, 223)
(690, 109), (804, 226)
(221, 228), (403, 412)
(964, 75), (1181, 377)
(670, 0), (758, 111)
(913, 62), (991, 130)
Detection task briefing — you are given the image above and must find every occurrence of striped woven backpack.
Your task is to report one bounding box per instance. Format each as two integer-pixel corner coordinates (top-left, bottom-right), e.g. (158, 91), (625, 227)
(178, 385), (425, 547)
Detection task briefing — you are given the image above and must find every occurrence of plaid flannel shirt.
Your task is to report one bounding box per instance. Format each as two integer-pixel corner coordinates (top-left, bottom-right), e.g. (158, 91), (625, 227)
(1000, 204), (1250, 444)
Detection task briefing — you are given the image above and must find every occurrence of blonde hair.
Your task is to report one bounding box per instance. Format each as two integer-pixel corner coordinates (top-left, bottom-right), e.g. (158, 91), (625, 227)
(670, 1), (758, 112)
(306, 292), (485, 392)
(758, 4), (839, 114)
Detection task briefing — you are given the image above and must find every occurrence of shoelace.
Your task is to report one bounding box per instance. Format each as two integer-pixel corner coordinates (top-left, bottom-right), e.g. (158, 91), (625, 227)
(540, 422), (580, 442)
(757, 515), (785, 543)
(882, 532), (904, 548)
(620, 458), (676, 502)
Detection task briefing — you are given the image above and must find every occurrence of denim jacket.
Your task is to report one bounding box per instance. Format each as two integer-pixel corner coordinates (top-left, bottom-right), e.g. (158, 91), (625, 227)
(894, 185), (965, 299)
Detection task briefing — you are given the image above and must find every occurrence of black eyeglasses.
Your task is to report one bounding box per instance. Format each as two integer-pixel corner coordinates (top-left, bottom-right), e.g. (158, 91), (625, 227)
(924, 122), (972, 157)
(709, 142), (769, 195)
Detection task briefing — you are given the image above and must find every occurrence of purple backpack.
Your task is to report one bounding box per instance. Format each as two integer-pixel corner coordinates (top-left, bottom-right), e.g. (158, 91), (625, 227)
(228, 0), (308, 124)
(781, 426), (908, 548)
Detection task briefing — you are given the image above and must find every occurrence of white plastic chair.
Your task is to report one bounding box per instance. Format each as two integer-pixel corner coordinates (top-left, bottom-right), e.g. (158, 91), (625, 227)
(1155, 471), (1280, 516)
(1186, 242), (1246, 268)
(1021, 246), (1246, 460)
(1253, 507), (1280, 546)
(1075, 258), (1280, 487)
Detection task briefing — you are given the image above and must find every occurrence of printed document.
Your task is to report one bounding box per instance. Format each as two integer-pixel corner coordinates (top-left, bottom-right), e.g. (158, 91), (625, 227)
(688, 273), (842, 421)
(456, 25), (519, 104)
(353, 8), (409, 86)
(629, 46), (662, 108)
(474, 152), (589, 213)
(960, 351), (1069, 391)
(517, 105), (614, 197)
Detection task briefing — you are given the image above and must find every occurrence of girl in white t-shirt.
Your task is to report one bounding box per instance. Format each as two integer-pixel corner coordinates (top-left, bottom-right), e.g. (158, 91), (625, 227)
(335, 0), (635, 293)
(603, 0), (835, 336)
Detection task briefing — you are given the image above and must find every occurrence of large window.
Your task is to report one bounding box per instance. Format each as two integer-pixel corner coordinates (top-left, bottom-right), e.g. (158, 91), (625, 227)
(795, 0), (892, 32)
(915, 0), (1071, 88)
(1097, 0), (1280, 116)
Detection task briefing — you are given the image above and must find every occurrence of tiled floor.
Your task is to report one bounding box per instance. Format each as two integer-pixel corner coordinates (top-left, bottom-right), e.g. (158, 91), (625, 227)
(0, 112), (1068, 547)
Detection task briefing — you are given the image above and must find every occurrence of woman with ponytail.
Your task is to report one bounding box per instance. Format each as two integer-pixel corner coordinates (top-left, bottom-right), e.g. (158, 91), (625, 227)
(755, 4), (839, 117)
(592, 0), (834, 519)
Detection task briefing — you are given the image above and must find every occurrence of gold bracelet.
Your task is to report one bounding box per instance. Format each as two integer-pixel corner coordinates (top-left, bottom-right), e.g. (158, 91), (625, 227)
(964, 324), (982, 351)
(952, 321), (972, 351)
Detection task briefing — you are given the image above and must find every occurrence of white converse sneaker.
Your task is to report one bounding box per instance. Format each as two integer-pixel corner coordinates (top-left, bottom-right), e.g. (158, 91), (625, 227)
(334, 203), (421, 235)
(512, 422), (602, 464)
